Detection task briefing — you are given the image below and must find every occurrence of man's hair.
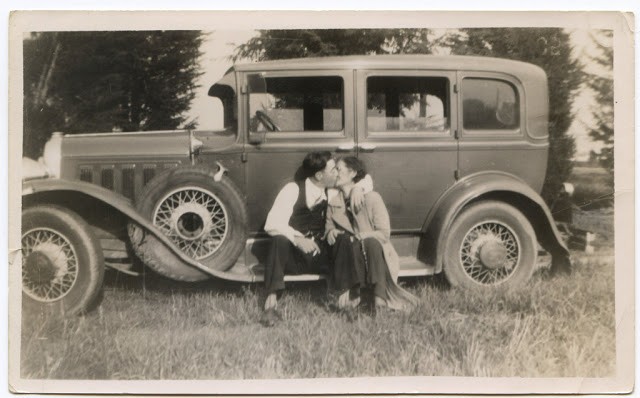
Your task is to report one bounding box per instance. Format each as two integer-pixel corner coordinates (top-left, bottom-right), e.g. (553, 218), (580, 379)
(339, 156), (367, 183)
(302, 151), (333, 177)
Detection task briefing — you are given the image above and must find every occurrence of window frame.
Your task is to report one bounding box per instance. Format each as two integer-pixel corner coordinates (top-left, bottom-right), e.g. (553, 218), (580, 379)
(458, 72), (525, 139)
(358, 70), (455, 139)
(244, 70), (351, 141)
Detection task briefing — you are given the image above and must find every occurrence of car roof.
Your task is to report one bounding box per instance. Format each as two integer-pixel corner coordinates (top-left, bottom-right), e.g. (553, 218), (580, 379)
(227, 54), (546, 79)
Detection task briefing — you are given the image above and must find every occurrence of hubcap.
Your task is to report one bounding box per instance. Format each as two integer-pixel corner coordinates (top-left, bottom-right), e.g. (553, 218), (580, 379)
(153, 187), (228, 260)
(176, 212), (205, 240)
(478, 241), (509, 270)
(22, 228), (79, 302)
(460, 221), (520, 285)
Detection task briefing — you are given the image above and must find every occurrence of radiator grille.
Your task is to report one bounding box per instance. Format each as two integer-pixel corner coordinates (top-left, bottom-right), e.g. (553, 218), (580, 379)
(101, 168), (114, 190)
(143, 166), (156, 186)
(122, 166), (135, 199)
(79, 167), (93, 183)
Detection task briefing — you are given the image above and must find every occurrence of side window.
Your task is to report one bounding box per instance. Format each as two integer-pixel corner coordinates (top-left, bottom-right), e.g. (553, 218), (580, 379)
(366, 76), (449, 133)
(248, 75), (343, 133)
(462, 78), (520, 130)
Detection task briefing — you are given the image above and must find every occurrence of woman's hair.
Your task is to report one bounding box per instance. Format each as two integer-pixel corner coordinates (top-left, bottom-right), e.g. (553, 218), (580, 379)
(339, 156), (367, 183)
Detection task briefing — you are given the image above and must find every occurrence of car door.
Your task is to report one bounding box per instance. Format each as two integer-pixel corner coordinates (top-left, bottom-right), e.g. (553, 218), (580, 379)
(456, 72), (545, 188)
(243, 70), (356, 233)
(355, 70), (458, 235)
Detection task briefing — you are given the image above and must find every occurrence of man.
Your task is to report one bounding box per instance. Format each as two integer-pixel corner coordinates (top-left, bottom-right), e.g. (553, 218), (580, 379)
(261, 151), (372, 326)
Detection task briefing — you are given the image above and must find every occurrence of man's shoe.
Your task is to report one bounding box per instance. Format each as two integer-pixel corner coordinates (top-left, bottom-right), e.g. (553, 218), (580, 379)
(340, 307), (359, 322)
(260, 308), (282, 327)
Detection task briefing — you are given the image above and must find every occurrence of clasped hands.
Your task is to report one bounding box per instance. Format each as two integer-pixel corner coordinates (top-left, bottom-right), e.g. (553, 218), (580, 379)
(326, 229), (373, 245)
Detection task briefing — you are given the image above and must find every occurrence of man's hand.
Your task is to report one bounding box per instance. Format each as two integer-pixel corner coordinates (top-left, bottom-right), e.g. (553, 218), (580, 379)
(293, 236), (320, 254)
(350, 186), (365, 212)
(326, 229), (344, 245)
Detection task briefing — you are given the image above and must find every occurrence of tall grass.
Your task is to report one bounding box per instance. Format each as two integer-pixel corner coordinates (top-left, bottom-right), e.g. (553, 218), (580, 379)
(20, 212), (615, 380)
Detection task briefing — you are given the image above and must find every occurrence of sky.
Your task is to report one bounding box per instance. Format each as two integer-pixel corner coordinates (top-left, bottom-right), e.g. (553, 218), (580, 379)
(189, 29), (610, 161)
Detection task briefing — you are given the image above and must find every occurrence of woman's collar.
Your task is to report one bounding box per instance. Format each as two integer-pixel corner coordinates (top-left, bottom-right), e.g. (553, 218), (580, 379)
(328, 190), (346, 207)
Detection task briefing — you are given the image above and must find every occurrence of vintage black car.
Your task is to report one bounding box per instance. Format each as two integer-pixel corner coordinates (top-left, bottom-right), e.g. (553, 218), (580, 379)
(21, 55), (571, 315)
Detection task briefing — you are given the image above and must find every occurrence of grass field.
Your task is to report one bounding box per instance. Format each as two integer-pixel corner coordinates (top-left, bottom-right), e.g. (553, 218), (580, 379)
(19, 208), (615, 380)
(569, 166), (614, 210)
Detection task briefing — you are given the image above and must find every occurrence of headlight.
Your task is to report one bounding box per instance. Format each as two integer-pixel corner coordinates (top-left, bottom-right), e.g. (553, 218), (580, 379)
(562, 182), (575, 197)
(41, 132), (63, 178)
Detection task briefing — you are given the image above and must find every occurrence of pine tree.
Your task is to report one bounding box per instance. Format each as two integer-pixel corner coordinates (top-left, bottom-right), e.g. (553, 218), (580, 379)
(585, 30), (613, 176)
(23, 31), (204, 158)
(232, 29), (436, 61)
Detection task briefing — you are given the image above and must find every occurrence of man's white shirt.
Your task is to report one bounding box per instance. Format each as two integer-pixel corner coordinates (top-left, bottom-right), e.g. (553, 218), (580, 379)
(264, 175), (373, 243)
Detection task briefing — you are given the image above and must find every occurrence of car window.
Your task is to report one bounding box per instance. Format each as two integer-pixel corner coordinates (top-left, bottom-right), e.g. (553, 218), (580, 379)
(462, 78), (519, 130)
(366, 76), (449, 133)
(248, 75), (344, 133)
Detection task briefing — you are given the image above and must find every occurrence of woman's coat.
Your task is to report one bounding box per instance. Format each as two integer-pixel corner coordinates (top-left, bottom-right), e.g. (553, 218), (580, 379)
(326, 190), (418, 310)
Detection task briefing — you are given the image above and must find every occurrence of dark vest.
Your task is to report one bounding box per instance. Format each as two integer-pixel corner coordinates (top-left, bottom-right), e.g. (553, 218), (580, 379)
(289, 180), (327, 236)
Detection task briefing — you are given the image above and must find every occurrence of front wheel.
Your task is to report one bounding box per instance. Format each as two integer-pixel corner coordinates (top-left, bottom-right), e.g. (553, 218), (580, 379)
(444, 201), (537, 291)
(21, 205), (104, 316)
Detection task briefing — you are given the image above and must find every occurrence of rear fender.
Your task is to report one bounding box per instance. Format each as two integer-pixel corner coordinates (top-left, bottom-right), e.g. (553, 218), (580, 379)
(422, 171), (571, 273)
(22, 178), (252, 282)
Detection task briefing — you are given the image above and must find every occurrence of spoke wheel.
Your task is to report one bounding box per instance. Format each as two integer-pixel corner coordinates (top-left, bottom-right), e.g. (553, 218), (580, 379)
(22, 228), (79, 302)
(21, 206), (104, 316)
(128, 166), (248, 281)
(153, 187), (228, 260)
(459, 221), (520, 286)
(444, 201), (537, 291)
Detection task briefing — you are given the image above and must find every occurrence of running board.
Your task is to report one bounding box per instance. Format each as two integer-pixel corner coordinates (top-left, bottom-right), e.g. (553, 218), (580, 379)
(226, 256), (436, 283)
(131, 218), (435, 283)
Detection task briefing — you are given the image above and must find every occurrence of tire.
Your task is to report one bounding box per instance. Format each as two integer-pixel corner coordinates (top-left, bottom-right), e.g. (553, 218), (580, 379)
(21, 205), (104, 316)
(443, 201), (537, 291)
(128, 165), (248, 281)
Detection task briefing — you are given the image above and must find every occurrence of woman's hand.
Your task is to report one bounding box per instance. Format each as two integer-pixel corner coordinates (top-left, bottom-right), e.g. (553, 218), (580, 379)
(350, 186), (365, 212)
(326, 229), (344, 245)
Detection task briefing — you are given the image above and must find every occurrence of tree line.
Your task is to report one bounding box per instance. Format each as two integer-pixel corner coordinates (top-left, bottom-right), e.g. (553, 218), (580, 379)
(23, 31), (204, 159)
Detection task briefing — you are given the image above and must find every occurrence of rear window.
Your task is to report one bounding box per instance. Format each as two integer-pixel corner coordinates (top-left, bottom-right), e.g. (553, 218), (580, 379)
(462, 78), (519, 130)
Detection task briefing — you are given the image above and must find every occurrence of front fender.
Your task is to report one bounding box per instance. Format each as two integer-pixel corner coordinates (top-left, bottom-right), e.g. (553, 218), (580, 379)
(21, 178), (250, 282)
(423, 171), (571, 273)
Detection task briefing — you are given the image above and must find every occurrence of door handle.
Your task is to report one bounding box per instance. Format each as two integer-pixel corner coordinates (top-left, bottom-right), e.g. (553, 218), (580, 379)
(336, 143), (355, 152)
(359, 143), (376, 151)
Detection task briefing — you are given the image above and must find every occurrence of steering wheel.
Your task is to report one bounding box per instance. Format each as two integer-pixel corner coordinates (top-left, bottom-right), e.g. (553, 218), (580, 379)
(255, 110), (281, 132)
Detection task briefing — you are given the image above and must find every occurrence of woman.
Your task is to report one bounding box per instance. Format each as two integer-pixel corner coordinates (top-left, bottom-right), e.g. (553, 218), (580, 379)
(326, 157), (418, 313)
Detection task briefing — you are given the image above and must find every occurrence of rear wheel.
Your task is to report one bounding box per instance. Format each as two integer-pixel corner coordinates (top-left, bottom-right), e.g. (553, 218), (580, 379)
(128, 166), (248, 281)
(444, 201), (537, 290)
(21, 206), (104, 316)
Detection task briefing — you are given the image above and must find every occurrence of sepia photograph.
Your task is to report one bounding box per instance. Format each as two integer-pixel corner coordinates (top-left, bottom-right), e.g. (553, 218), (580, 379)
(7, 10), (634, 395)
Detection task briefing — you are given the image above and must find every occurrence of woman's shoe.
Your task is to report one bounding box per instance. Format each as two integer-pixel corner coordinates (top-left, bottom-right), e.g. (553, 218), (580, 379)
(337, 290), (360, 310)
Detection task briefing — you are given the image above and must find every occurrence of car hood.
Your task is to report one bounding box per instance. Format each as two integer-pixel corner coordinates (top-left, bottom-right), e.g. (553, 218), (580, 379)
(61, 129), (237, 159)
(193, 129), (238, 152)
